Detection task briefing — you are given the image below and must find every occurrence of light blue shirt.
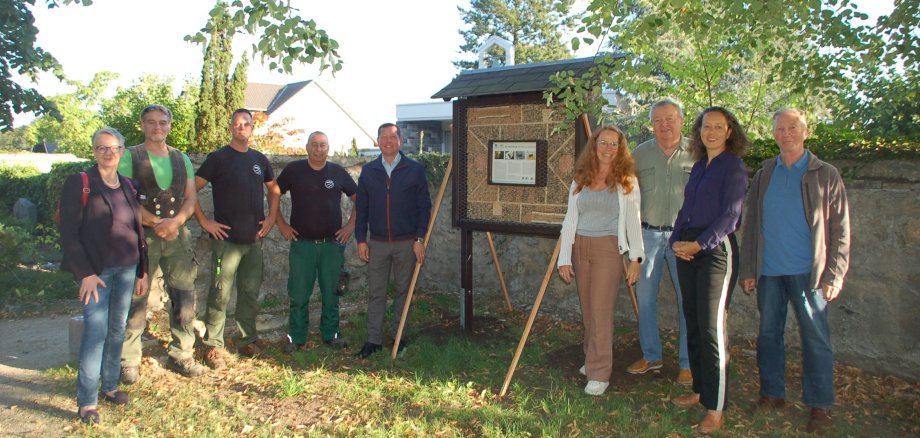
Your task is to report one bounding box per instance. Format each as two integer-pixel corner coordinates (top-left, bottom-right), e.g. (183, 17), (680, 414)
(761, 151), (812, 276)
(382, 153), (401, 177)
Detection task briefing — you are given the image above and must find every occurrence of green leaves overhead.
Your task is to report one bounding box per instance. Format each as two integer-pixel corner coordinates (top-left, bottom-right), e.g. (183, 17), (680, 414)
(546, 0), (882, 137)
(186, 0), (341, 75)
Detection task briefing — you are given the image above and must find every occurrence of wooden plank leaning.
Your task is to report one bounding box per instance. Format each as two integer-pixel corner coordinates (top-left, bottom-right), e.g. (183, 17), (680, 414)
(391, 157), (453, 360)
(486, 231), (513, 312)
(499, 238), (561, 397)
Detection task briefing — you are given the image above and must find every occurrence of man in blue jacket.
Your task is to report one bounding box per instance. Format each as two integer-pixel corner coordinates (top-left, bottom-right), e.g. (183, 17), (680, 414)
(354, 123), (431, 358)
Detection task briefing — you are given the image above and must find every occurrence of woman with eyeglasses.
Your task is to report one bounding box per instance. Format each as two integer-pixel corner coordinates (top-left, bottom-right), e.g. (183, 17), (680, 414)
(59, 127), (148, 424)
(668, 107), (750, 434)
(557, 126), (644, 396)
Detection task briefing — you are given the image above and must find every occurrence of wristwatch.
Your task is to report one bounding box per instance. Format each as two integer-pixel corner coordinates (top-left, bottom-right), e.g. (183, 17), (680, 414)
(415, 237), (425, 244)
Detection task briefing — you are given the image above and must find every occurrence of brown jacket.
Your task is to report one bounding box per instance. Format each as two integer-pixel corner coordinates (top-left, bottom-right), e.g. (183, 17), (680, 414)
(738, 152), (850, 289)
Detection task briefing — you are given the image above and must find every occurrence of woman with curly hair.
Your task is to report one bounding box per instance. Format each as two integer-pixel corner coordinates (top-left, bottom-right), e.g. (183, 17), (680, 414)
(668, 107), (750, 434)
(557, 126), (644, 396)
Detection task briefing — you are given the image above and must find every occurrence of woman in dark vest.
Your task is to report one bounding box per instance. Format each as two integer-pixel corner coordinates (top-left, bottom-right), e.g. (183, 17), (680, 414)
(59, 127), (148, 424)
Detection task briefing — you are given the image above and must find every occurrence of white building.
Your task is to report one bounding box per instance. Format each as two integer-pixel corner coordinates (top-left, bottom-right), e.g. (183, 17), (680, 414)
(244, 81), (375, 155)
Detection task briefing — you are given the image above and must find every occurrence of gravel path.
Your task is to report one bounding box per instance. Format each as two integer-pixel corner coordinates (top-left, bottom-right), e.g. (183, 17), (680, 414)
(0, 315), (80, 437)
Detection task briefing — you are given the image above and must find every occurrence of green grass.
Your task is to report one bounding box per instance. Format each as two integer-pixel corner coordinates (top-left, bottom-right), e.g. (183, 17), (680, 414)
(0, 266), (76, 315)
(43, 292), (920, 436)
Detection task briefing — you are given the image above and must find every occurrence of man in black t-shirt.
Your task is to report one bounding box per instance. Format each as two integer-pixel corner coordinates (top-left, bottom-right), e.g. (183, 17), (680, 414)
(194, 109), (281, 367)
(276, 131), (357, 353)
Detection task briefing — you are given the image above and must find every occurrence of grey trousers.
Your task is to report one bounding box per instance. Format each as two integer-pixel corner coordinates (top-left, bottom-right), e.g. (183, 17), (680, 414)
(366, 240), (416, 345)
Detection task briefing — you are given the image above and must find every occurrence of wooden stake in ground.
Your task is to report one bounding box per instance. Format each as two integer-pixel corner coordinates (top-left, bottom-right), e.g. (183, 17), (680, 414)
(499, 238), (561, 397)
(392, 157), (453, 360)
(486, 231), (513, 312)
(623, 256), (639, 318)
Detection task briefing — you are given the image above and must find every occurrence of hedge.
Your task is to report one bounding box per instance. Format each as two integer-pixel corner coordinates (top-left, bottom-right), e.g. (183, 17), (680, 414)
(0, 160), (93, 225)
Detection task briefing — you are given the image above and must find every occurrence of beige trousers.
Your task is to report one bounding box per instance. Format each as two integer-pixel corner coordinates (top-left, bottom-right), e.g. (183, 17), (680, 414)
(573, 235), (623, 382)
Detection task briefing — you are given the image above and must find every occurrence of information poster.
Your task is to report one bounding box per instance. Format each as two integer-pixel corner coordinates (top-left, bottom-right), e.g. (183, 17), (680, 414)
(489, 141), (538, 185)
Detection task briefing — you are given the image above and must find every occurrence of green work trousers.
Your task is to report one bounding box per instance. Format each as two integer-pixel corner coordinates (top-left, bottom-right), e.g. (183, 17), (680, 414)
(287, 240), (345, 344)
(202, 239), (263, 349)
(122, 226), (198, 366)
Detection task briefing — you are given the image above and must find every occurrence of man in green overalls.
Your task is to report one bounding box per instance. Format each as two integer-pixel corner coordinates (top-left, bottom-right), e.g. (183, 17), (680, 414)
(120, 105), (204, 382)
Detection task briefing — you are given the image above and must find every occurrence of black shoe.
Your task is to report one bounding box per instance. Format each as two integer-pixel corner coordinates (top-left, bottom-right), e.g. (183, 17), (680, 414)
(324, 338), (348, 349)
(393, 339), (408, 356)
(354, 342), (382, 359)
(101, 390), (129, 405)
(282, 340), (304, 354)
(78, 408), (99, 424)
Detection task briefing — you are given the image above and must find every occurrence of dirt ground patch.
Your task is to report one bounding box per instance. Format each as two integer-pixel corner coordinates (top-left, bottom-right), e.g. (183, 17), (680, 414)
(1, 307), (919, 436)
(0, 314), (81, 437)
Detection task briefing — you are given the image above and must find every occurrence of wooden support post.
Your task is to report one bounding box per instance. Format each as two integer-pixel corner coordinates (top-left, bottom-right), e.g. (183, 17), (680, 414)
(623, 256), (639, 318)
(391, 157), (453, 360)
(486, 231), (513, 312)
(499, 238), (561, 397)
(461, 228), (473, 330)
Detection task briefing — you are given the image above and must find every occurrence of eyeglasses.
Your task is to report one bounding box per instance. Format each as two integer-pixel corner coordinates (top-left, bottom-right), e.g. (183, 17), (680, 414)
(597, 140), (619, 148)
(93, 146), (124, 154)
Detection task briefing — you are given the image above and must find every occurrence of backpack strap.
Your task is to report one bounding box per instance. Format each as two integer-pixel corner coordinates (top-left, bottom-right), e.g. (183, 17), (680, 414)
(80, 172), (89, 207)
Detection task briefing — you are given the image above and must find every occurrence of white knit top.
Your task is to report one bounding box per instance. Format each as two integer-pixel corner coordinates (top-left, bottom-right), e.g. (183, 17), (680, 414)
(557, 177), (645, 267)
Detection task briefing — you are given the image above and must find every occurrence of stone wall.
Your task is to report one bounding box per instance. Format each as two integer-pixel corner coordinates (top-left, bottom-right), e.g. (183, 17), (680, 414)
(159, 155), (919, 380)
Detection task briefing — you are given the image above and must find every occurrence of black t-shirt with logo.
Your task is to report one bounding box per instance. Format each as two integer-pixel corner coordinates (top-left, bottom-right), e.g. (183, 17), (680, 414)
(277, 160), (357, 240)
(196, 145), (274, 244)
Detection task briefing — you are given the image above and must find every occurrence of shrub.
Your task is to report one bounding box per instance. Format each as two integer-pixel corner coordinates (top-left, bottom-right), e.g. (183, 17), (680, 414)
(743, 125), (920, 171)
(42, 160), (94, 225)
(0, 164), (44, 218)
(411, 152), (451, 184)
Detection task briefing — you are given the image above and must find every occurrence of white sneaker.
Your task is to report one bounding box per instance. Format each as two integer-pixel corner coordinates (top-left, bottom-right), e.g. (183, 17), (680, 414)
(579, 365), (586, 376)
(584, 380), (609, 396)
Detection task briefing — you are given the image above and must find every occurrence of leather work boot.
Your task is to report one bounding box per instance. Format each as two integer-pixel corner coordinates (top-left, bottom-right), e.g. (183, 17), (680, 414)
(205, 347), (229, 370)
(807, 408), (832, 434)
(121, 366), (139, 385)
(167, 357), (205, 377)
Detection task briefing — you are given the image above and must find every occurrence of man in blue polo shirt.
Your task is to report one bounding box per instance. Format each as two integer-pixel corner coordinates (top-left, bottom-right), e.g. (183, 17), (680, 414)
(739, 108), (850, 434)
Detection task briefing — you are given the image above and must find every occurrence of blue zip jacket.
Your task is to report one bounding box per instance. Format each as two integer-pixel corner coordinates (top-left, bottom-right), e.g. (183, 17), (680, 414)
(355, 152), (432, 243)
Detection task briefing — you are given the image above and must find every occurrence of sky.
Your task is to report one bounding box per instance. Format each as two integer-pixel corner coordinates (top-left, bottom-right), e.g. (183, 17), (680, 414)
(23, 0), (475, 131)
(23, 0), (893, 131)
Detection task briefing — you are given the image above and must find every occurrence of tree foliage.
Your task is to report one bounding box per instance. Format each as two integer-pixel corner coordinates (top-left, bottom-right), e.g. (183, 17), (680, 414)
(229, 53), (249, 113)
(99, 75), (198, 150)
(0, 0), (93, 133)
(455, 0), (576, 69)
(28, 71), (113, 158)
(193, 5), (237, 154)
(0, 125), (34, 151)
(547, 0), (877, 137)
(835, 1), (920, 137)
(1, 0), (339, 132)
(185, 0), (341, 75)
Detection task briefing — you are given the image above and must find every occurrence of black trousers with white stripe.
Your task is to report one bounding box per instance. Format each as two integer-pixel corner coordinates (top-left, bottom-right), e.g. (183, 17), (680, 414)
(676, 229), (738, 411)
